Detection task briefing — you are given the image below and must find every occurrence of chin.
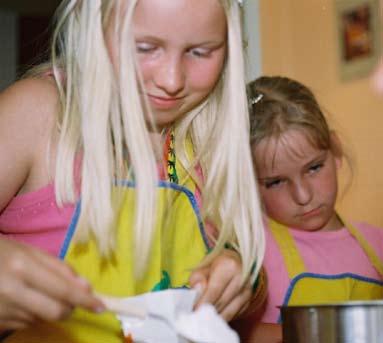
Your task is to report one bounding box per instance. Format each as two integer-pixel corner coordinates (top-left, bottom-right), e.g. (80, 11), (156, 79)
(289, 217), (328, 232)
(154, 114), (185, 129)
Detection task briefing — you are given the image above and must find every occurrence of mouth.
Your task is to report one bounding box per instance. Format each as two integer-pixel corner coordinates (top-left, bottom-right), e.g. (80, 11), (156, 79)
(147, 94), (184, 110)
(300, 206), (322, 218)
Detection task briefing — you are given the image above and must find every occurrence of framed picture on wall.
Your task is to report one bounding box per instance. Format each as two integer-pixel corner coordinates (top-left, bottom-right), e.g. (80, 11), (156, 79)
(335, 0), (381, 81)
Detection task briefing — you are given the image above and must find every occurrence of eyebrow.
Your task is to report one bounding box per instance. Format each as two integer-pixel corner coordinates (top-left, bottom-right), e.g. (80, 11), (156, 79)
(134, 34), (226, 47)
(302, 150), (328, 169)
(258, 175), (281, 183)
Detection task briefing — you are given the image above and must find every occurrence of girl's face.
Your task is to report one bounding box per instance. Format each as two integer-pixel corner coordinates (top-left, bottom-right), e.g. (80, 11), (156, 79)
(252, 129), (343, 232)
(132, 0), (227, 129)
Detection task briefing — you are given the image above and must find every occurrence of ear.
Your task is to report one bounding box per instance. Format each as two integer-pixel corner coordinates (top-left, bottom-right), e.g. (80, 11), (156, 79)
(330, 131), (343, 169)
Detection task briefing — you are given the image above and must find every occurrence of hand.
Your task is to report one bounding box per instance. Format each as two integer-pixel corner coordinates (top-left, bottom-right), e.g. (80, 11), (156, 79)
(0, 238), (104, 330)
(189, 249), (253, 321)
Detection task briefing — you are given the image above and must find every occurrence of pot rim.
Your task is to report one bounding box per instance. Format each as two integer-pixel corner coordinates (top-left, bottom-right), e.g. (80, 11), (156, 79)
(281, 300), (383, 309)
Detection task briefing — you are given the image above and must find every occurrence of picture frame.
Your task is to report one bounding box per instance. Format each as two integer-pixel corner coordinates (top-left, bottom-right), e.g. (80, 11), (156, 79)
(335, 0), (381, 81)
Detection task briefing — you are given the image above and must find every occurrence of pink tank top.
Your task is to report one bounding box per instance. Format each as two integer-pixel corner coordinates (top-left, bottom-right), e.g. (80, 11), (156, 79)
(0, 184), (75, 256)
(0, 170), (208, 256)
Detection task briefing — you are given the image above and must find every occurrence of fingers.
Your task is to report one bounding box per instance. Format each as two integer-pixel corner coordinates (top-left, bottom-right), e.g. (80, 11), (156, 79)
(189, 249), (254, 322)
(219, 285), (252, 321)
(22, 252), (102, 312)
(189, 265), (209, 289)
(200, 270), (252, 321)
(214, 273), (242, 313)
(0, 319), (32, 331)
(0, 238), (104, 330)
(4, 282), (74, 323)
(189, 266), (209, 306)
(0, 302), (36, 329)
(193, 265), (231, 309)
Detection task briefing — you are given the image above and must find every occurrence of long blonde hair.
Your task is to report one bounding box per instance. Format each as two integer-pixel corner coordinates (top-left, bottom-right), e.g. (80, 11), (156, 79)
(50, 0), (264, 282)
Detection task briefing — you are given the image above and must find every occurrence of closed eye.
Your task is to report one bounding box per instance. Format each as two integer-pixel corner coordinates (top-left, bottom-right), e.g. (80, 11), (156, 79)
(136, 42), (156, 54)
(188, 48), (211, 58)
(308, 162), (324, 174)
(263, 178), (284, 189)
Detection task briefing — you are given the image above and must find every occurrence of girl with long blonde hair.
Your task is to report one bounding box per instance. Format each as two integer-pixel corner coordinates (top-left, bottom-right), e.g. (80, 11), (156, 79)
(0, 0), (265, 341)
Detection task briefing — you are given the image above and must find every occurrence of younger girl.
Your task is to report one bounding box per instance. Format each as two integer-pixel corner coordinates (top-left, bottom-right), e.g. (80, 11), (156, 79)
(237, 76), (383, 342)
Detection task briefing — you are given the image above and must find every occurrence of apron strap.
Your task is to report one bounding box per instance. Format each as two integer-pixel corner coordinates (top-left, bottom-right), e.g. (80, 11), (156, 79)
(269, 220), (306, 279)
(345, 221), (383, 277)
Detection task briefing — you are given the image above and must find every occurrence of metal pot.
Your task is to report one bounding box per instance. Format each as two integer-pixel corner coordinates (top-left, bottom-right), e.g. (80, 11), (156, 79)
(281, 300), (383, 343)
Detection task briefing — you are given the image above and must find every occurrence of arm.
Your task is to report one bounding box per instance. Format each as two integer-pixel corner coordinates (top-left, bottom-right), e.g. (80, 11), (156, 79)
(0, 78), (104, 330)
(235, 321), (282, 343)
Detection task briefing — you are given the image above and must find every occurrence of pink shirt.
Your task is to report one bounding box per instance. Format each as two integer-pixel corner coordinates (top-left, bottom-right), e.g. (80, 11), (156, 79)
(262, 222), (383, 323)
(0, 184), (75, 256)
(0, 167), (207, 256)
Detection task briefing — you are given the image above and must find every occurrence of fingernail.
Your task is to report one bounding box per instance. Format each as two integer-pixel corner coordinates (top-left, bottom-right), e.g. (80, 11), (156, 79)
(193, 283), (204, 296)
(94, 306), (106, 313)
(94, 307), (105, 313)
(77, 276), (90, 286)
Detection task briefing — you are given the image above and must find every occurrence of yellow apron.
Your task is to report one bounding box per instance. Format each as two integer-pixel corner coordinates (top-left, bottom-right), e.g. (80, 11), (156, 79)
(269, 219), (383, 323)
(6, 155), (209, 342)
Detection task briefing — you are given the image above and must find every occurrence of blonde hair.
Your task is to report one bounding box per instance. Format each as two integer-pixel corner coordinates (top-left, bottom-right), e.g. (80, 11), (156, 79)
(49, 0), (264, 282)
(248, 76), (342, 152)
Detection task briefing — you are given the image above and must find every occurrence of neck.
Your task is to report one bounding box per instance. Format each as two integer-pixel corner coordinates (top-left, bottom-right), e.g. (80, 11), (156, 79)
(149, 130), (167, 161)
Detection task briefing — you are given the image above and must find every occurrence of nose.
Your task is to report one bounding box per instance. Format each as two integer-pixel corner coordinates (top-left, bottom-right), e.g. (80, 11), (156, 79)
(154, 53), (185, 95)
(291, 179), (313, 206)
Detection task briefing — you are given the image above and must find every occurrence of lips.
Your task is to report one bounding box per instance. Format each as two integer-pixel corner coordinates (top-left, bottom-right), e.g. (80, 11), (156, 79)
(300, 206), (322, 218)
(147, 94), (184, 110)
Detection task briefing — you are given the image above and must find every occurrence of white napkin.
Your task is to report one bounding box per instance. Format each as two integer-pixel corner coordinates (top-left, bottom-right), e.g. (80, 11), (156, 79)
(117, 289), (240, 343)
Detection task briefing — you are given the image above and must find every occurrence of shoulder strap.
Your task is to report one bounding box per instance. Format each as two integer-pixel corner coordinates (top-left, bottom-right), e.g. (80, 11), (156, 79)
(345, 220), (383, 277)
(269, 220), (306, 279)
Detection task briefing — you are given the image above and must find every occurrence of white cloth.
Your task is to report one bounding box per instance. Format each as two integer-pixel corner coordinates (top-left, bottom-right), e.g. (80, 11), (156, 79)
(117, 289), (239, 343)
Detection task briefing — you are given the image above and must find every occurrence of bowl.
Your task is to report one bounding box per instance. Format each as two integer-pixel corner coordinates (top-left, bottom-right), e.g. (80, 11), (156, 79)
(281, 300), (383, 343)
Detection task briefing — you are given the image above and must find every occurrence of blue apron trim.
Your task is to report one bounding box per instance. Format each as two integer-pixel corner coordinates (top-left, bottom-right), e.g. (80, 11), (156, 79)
(59, 181), (209, 259)
(59, 200), (81, 260)
(277, 272), (383, 323)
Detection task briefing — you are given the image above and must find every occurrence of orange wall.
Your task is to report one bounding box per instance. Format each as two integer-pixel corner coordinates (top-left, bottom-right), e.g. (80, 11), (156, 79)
(259, 0), (383, 227)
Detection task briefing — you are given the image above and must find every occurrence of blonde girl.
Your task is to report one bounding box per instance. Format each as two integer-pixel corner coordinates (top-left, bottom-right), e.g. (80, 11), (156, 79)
(0, 0), (265, 341)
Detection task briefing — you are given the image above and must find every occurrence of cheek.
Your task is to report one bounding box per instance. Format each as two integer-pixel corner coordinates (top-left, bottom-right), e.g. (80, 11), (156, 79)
(187, 56), (225, 93)
(138, 59), (154, 82)
(260, 189), (289, 217)
(318, 171), (338, 201)
(316, 163), (338, 195)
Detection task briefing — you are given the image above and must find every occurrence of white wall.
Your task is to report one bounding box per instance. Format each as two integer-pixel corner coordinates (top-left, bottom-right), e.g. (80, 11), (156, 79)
(243, 0), (262, 81)
(0, 9), (18, 91)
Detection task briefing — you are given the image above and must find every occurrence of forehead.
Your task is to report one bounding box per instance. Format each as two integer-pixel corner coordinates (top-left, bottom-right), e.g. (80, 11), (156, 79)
(132, 0), (227, 42)
(253, 129), (323, 172)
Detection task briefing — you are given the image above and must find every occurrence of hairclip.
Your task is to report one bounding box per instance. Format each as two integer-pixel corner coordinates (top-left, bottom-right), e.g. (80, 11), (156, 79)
(250, 93), (263, 105)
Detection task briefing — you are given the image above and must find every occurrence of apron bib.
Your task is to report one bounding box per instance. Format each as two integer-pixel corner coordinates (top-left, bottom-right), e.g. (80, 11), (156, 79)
(6, 137), (209, 343)
(269, 219), (383, 323)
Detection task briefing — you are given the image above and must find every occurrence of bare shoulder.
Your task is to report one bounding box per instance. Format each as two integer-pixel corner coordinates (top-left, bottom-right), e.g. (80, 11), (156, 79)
(0, 77), (59, 123)
(0, 77), (60, 211)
